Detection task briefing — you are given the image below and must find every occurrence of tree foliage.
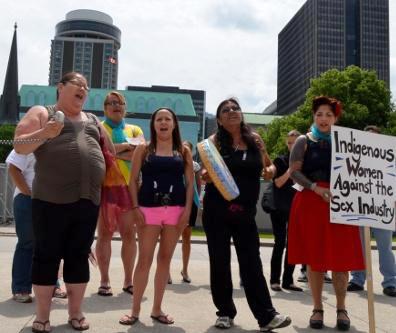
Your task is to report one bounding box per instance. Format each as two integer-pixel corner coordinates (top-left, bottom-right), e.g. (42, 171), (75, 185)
(0, 124), (15, 163)
(261, 66), (395, 159)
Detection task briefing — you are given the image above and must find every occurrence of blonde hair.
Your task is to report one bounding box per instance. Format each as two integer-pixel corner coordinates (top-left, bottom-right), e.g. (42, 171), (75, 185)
(103, 91), (126, 108)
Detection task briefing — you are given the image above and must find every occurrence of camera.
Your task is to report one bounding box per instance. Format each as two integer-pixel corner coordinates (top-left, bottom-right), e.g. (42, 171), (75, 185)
(154, 192), (173, 206)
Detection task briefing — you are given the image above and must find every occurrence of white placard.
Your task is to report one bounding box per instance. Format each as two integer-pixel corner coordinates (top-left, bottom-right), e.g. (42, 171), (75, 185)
(330, 125), (396, 231)
(126, 136), (144, 145)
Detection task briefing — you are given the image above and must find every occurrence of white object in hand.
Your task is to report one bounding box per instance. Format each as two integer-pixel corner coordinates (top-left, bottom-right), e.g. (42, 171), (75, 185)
(54, 110), (65, 124)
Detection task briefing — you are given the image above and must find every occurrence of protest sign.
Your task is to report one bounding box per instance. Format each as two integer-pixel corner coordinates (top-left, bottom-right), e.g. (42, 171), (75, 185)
(330, 125), (396, 231)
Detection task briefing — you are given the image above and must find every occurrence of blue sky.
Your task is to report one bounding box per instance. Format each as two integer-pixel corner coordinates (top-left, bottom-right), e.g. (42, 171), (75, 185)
(0, 0), (394, 115)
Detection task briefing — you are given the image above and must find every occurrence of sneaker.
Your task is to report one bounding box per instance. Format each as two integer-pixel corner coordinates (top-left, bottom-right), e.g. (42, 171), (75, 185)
(347, 282), (364, 292)
(297, 271), (308, 283)
(215, 316), (233, 329)
(13, 293), (32, 303)
(260, 314), (291, 331)
(324, 272), (332, 283)
(383, 286), (396, 297)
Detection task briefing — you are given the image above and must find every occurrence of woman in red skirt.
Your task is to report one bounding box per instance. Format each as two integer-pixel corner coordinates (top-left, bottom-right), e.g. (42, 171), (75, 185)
(288, 96), (364, 331)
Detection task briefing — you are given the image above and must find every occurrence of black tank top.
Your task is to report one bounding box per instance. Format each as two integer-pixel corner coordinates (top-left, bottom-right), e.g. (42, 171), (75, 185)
(204, 147), (263, 207)
(302, 137), (331, 182)
(138, 154), (186, 207)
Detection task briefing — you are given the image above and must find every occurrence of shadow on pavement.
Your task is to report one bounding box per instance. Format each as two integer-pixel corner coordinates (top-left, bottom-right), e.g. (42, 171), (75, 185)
(82, 292), (147, 314)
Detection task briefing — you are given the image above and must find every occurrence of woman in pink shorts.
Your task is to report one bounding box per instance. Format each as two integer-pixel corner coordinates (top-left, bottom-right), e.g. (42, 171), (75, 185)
(119, 107), (194, 326)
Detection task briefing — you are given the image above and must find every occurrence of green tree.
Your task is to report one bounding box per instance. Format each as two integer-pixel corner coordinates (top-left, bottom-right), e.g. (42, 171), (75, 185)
(0, 125), (16, 163)
(261, 66), (395, 159)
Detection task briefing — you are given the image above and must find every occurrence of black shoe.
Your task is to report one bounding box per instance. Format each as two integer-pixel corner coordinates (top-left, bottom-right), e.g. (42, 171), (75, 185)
(282, 284), (303, 292)
(347, 282), (364, 292)
(383, 286), (396, 297)
(270, 283), (282, 291)
(336, 309), (350, 331)
(309, 309), (323, 329)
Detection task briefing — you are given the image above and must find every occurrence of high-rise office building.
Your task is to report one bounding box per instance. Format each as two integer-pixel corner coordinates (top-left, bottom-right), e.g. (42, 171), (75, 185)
(48, 9), (121, 89)
(127, 85), (206, 140)
(277, 0), (389, 115)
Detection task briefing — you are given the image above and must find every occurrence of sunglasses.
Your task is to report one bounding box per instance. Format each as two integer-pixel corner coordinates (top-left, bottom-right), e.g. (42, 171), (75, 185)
(105, 101), (126, 107)
(221, 106), (241, 113)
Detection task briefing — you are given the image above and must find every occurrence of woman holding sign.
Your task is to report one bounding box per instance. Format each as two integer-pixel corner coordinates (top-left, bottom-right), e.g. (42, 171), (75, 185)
(201, 98), (291, 332)
(288, 96), (364, 331)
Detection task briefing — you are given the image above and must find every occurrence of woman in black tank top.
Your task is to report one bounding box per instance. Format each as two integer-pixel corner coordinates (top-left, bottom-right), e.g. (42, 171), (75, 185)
(201, 98), (291, 331)
(119, 108), (193, 326)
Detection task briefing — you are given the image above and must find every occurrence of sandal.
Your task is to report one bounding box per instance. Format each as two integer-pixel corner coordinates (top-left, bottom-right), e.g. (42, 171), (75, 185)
(309, 309), (324, 329)
(119, 314), (139, 325)
(122, 285), (133, 295)
(181, 271), (191, 283)
(68, 317), (89, 331)
(53, 287), (67, 299)
(336, 309), (350, 331)
(151, 314), (174, 325)
(32, 320), (50, 333)
(97, 285), (113, 296)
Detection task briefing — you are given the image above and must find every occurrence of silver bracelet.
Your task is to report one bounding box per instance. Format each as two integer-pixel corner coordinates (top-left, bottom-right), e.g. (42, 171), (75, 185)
(310, 182), (317, 191)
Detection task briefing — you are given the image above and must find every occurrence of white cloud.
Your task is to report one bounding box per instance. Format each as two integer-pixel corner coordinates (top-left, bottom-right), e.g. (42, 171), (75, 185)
(0, 0), (394, 115)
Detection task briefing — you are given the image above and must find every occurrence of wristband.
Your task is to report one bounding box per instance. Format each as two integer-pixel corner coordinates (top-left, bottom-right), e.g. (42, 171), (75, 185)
(310, 182), (317, 191)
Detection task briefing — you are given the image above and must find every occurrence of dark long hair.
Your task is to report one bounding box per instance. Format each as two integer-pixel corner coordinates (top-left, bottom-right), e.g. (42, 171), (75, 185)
(148, 107), (184, 157)
(215, 98), (259, 154)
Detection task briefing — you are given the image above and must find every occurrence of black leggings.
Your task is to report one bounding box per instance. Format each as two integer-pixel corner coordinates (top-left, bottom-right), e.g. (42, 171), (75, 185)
(31, 199), (99, 285)
(202, 200), (276, 327)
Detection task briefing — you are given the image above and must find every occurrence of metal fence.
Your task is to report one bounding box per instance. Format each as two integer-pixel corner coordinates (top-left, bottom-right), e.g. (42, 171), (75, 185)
(0, 163), (15, 224)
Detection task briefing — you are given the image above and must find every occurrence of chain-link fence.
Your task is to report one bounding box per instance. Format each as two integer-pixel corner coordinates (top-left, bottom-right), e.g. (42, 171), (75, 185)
(0, 163), (14, 224)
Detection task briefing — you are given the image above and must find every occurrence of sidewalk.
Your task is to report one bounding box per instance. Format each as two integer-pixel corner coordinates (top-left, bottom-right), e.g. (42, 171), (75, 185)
(1, 222), (395, 249)
(0, 234), (395, 332)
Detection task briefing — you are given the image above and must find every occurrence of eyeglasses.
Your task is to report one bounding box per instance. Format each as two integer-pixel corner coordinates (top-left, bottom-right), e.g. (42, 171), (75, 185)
(105, 101), (126, 107)
(67, 79), (89, 92)
(221, 106), (241, 113)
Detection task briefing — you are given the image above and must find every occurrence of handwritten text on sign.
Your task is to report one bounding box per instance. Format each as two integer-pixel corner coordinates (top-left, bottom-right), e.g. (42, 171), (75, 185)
(330, 126), (396, 231)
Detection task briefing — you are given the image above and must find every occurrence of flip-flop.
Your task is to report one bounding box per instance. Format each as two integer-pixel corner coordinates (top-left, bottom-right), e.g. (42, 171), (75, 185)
(181, 271), (191, 283)
(68, 317), (89, 331)
(32, 320), (50, 333)
(122, 285), (133, 295)
(151, 314), (174, 325)
(119, 314), (139, 325)
(97, 285), (113, 296)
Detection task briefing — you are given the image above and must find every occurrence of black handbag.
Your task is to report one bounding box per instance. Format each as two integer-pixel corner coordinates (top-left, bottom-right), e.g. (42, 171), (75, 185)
(261, 181), (276, 213)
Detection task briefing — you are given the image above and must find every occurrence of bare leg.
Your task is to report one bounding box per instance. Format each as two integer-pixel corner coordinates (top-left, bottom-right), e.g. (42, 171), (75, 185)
(307, 266), (324, 320)
(32, 284), (53, 330)
(119, 210), (137, 289)
(152, 226), (181, 316)
(332, 271), (349, 320)
(181, 226), (192, 277)
(131, 225), (161, 318)
(95, 215), (113, 287)
(66, 283), (89, 329)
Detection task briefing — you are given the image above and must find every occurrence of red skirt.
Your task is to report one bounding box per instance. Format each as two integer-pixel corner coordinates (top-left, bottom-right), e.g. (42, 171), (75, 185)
(288, 183), (365, 272)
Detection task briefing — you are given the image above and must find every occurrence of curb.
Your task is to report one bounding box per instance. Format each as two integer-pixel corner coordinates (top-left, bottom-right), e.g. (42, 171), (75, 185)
(1, 231), (394, 249)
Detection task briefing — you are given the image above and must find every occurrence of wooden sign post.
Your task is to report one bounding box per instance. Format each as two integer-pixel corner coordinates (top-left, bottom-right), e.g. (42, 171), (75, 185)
(330, 126), (396, 333)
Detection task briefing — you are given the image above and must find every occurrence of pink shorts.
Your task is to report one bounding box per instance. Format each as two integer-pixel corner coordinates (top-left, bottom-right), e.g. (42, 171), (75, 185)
(140, 206), (184, 226)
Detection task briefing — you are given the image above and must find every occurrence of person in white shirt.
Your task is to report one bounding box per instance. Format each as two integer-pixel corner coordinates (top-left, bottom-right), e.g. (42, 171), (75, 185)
(6, 150), (66, 303)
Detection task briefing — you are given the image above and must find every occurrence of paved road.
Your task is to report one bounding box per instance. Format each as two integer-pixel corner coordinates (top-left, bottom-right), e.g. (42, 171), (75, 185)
(0, 236), (395, 333)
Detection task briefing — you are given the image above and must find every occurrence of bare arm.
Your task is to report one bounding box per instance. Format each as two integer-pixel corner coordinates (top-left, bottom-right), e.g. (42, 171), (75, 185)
(14, 106), (63, 154)
(177, 147), (194, 229)
(129, 143), (146, 226)
(274, 168), (291, 188)
(8, 164), (31, 196)
(253, 133), (275, 180)
(195, 169), (202, 195)
(97, 121), (115, 155)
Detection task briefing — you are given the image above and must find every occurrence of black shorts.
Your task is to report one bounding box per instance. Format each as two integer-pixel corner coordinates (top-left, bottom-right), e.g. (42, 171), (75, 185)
(189, 203), (198, 227)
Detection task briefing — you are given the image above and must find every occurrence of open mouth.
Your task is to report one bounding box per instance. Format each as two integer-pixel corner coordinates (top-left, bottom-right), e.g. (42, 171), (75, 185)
(75, 93), (84, 100)
(160, 128), (168, 132)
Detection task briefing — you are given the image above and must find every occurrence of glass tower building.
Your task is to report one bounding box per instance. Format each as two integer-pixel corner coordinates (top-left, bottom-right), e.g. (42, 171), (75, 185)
(48, 9), (121, 89)
(277, 0), (389, 115)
